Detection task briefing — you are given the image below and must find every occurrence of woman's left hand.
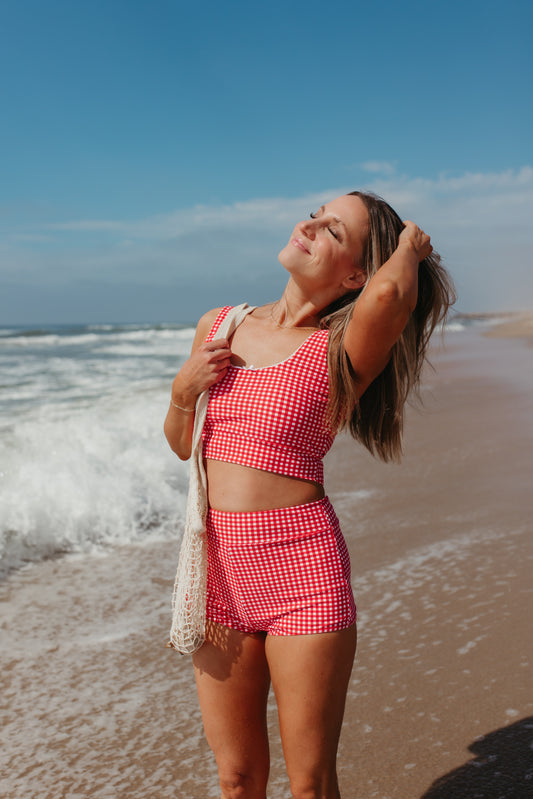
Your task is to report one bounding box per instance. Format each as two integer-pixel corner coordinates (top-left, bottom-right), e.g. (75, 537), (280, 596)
(398, 220), (433, 262)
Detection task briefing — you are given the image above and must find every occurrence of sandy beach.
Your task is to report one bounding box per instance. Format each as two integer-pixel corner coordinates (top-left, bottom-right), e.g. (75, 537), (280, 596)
(2, 318), (532, 799)
(483, 314), (533, 345)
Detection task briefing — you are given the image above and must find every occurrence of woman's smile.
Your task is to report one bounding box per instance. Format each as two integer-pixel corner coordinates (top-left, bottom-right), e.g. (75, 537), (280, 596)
(292, 236), (311, 254)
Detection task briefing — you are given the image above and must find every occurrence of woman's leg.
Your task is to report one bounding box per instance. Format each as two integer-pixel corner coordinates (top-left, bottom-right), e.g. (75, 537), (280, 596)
(193, 621), (272, 799)
(265, 624), (357, 799)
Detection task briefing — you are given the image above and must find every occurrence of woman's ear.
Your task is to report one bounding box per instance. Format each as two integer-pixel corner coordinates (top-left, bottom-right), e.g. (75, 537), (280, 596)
(342, 269), (367, 291)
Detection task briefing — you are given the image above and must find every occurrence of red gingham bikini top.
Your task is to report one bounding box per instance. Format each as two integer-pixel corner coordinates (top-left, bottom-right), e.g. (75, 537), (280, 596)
(202, 306), (334, 485)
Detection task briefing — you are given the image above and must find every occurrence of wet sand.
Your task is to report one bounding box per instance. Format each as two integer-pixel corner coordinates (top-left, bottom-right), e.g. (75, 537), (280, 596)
(330, 319), (533, 798)
(2, 320), (533, 798)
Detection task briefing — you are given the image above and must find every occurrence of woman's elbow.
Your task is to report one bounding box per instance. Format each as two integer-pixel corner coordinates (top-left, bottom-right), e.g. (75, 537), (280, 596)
(168, 440), (192, 461)
(376, 278), (402, 306)
(376, 279), (415, 318)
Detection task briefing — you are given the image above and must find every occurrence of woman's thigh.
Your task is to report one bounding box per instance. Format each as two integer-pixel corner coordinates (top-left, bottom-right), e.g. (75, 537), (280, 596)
(193, 621), (272, 774)
(265, 625), (357, 789)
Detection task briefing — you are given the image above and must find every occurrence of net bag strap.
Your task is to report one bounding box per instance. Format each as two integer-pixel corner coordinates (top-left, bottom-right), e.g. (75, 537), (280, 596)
(168, 303), (256, 653)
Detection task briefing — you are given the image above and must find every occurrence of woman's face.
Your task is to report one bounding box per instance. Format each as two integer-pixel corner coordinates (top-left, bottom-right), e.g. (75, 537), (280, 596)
(278, 194), (369, 298)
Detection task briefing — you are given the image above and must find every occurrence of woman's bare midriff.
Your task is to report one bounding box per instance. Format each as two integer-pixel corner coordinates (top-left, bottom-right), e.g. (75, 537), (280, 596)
(205, 459), (324, 512)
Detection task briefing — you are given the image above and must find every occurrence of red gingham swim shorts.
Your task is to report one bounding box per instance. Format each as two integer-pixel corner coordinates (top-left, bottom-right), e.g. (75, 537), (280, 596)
(206, 496), (357, 636)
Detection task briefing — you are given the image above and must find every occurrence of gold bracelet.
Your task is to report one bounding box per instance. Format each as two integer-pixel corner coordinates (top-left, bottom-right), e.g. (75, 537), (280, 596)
(170, 399), (195, 413)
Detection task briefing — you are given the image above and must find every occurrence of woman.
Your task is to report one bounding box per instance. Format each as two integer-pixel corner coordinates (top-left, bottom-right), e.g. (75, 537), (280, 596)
(164, 191), (455, 799)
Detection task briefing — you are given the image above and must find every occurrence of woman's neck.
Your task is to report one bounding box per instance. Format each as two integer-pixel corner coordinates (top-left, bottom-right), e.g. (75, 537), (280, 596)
(268, 300), (319, 330)
(269, 282), (324, 329)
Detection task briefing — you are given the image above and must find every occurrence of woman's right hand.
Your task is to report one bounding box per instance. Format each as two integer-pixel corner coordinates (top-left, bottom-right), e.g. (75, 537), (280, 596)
(397, 220), (433, 262)
(170, 337), (232, 408)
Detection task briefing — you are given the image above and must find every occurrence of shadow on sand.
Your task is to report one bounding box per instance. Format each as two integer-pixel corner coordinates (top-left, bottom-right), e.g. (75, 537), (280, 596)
(421, 717), (533, 798)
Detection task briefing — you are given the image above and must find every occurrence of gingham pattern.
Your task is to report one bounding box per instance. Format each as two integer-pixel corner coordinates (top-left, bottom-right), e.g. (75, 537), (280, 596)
(203, 306), (334, 484)
(206, 498), (357, 636)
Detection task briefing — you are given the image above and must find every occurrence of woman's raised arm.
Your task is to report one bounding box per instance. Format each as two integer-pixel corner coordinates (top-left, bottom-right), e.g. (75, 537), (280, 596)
(343, 221), (432, 398)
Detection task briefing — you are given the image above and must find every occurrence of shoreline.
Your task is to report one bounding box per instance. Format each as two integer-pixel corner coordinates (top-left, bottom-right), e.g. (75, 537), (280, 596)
(455, 310), (533, 344)
(483, 311), (533, 344)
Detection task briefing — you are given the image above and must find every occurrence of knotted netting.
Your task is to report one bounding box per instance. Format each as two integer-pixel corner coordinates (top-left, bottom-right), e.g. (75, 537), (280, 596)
(167, 304), (255, 654)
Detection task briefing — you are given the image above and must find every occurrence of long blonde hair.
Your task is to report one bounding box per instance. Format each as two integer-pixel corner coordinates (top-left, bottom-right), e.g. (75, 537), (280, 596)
(320, 191), (456, 462)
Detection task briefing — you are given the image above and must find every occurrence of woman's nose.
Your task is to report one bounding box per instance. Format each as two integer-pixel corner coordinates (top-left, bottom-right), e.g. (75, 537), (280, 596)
(299, 218), (317, 239)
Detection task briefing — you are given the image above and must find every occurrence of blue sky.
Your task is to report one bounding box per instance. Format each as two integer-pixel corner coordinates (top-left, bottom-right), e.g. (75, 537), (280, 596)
(1, 0), (531, 324)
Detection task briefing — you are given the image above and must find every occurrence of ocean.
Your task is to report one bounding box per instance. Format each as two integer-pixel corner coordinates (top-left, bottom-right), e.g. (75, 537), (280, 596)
(0, 316), (482, 580)
(0, 322), (197, 578)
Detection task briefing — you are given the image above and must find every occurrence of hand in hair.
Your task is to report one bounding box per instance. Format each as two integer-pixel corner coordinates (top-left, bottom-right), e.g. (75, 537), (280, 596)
(398, 220), (433, 262)
(341, 222), (432, 402)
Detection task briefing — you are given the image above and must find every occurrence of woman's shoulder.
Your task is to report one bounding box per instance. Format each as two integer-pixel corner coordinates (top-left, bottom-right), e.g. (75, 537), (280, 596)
(197, 306), (233, 341)
(197, 306), (227, 328)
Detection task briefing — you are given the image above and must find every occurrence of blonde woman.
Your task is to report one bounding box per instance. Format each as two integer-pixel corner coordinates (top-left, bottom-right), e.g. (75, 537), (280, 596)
(165, 191), (455, 799)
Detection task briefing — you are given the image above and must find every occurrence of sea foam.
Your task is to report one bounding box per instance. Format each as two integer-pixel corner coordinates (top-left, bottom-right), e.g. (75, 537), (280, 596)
(0, 323), (194, 576)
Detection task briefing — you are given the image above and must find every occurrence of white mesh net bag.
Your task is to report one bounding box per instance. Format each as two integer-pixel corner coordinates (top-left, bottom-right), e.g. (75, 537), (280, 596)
(168, 304), (255, 654)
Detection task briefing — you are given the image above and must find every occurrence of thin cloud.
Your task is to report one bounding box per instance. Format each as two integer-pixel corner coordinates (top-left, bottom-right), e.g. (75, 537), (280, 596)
(41, 191), (343, 240)
(38, 166), (533, 240)
(360, 161), (397, 176)
(2, 167), (532, 319)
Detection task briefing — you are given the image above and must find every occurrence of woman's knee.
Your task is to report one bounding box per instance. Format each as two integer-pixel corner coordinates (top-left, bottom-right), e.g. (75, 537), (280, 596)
(218, 763), (269, 799)
(288, 769), (339, 799)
